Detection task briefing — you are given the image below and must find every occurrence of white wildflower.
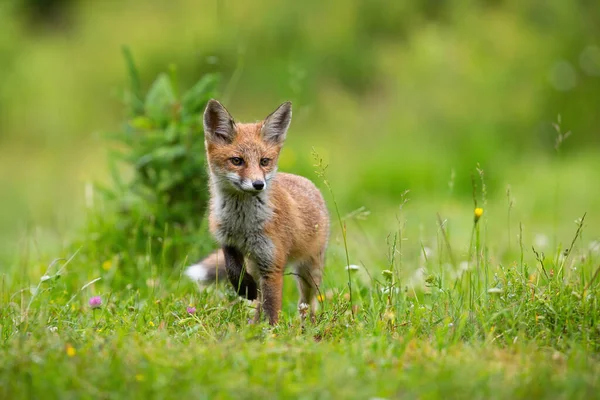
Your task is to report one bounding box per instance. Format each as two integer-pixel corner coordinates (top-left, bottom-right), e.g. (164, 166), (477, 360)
(534, 234), (549, 249)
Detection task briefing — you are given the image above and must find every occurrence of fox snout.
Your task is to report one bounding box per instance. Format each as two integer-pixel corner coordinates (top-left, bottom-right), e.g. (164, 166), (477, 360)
(225, 171), (267, 193)
(238, 176), (267, 193)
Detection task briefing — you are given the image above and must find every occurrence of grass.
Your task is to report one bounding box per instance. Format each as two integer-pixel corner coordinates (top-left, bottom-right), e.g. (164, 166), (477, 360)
(2, 157), (600, 399)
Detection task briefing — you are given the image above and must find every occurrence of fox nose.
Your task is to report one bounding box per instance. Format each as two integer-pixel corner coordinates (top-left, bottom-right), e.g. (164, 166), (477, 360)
(252, 180), (265, 191)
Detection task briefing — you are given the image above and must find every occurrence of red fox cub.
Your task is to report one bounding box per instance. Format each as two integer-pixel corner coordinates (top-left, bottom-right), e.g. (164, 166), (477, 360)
(186, 100), (329, 325)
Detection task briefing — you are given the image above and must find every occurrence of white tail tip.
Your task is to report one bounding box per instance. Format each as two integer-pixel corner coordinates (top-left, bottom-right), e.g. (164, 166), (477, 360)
(184, 263), (210, 282)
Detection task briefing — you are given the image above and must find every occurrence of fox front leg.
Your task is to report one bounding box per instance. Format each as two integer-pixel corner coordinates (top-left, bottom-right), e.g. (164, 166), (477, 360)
(254, 250), (285, 325)
(223, 246), (258, 300)
(259, 271), (284, 325)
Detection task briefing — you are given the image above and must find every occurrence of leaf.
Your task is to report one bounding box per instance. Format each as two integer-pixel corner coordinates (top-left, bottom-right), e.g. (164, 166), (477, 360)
(94, 183), (118, 200)
(165, 122), (179, 142)
(122, 46), (144, 116)
(135, 153), (154, 170)
(181, 74), (220, 114)
(130, 116), (154, 130)
(145, 73), (176, 121)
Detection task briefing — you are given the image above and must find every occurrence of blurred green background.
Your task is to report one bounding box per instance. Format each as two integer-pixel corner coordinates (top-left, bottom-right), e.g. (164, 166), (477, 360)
(1, 0), (599, 262)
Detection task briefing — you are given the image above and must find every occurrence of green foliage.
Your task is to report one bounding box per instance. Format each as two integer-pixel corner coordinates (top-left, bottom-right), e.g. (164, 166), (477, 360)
(83, 53), (219, 273)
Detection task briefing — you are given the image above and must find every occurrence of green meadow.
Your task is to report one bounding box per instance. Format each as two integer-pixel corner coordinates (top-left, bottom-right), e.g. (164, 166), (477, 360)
(1, 1), (600, 398)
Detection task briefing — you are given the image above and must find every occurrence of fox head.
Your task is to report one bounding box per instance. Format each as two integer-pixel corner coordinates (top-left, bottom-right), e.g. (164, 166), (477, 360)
(203, 99), (292, 194)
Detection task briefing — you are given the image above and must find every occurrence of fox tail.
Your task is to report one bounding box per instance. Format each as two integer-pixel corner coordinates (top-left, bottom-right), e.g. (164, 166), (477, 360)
(184, 250), (226, 283)
(184, 249), (258, 300)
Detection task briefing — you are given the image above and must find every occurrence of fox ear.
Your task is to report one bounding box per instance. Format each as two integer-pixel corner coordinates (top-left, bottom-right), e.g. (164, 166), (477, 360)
(262, 102), (292, 145)
(203, 99), (236, 143)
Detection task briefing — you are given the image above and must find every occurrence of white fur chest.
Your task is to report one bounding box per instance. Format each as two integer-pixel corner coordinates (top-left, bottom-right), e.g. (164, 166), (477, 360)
(211, 189), (274, 260)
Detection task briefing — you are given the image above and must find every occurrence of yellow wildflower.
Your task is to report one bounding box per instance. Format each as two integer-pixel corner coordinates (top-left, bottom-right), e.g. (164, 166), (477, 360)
(135, 374), (145, 382)
(317, 294), (325, 303)
(102, 260), (112, 271)
(474, 207), (484, 223)
(148, 321), (155, 327)
(66, 344), (76, 357)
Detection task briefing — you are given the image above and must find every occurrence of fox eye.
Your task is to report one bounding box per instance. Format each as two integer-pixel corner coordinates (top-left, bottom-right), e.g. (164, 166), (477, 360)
(260, 158), (271, 167)
(230, 157), (244, 166)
